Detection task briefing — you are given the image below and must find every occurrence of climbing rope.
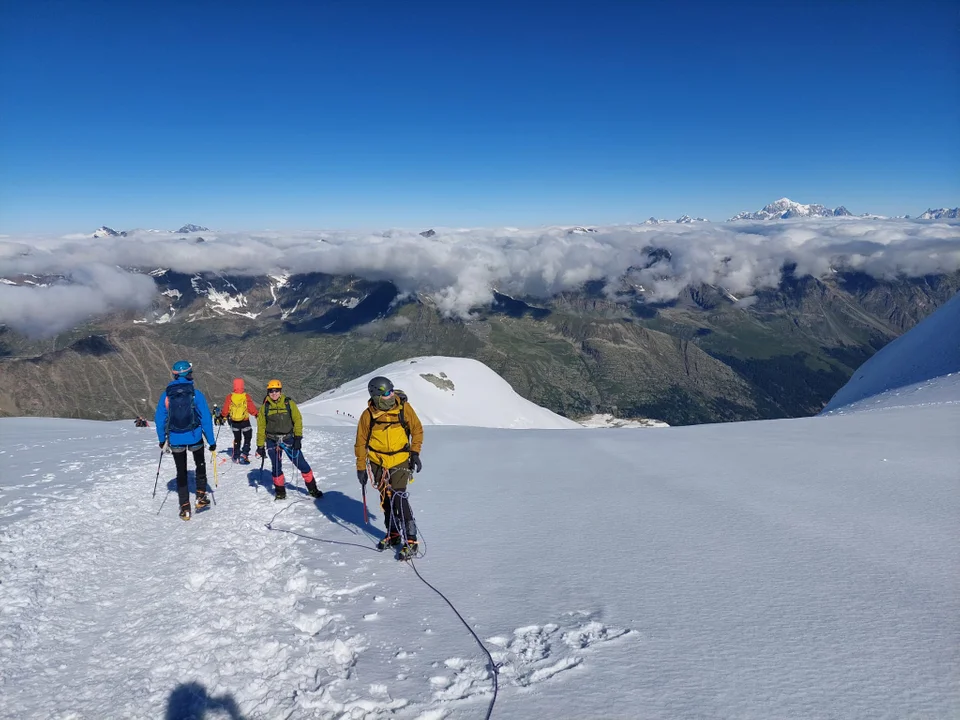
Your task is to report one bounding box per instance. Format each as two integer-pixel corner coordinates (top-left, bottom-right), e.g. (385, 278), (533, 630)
(265, 465), (500, 718)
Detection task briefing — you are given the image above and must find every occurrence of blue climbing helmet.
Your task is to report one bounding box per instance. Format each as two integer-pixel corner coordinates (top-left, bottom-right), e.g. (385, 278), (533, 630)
(171, 360), (193, 380)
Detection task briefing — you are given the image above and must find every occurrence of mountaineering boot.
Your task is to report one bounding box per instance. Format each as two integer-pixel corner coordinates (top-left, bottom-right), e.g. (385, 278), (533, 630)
(240, 453), (250, 465)
(195, 492), (211, 511)
(376, 533), (401, 551)
(233, 444), (241, 463)
(303, 470), (322, 498)
(398, 541), (418, 560)
(274, 485), (287, 501)
(179, 503), (191, 521)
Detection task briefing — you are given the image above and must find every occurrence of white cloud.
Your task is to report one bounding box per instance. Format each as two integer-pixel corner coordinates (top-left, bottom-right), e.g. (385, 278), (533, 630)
(0, 218), (957, 335)
(0, 264), (156, 337)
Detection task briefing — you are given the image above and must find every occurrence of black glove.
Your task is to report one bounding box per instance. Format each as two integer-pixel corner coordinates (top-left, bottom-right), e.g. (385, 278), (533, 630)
(291, 436), (302, 451)
(214, 416), (224, 426)
(357, 469), (367, 486)
(209, 444), (216, 452)
(409, 451), (422, 473)
(256, 446), (265, 458)
(159, 442), (165, 449)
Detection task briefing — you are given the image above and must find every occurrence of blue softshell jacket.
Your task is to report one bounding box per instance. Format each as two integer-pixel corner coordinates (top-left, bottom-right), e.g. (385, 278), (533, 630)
(154, 378), (216, 448)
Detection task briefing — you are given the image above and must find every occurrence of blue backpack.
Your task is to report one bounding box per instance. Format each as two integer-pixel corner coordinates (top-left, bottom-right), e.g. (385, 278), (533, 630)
(165, 382), (199, 434)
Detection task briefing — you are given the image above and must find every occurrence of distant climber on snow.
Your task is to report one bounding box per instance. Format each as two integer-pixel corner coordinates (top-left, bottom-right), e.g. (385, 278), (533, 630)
(220, 378), (259, 464)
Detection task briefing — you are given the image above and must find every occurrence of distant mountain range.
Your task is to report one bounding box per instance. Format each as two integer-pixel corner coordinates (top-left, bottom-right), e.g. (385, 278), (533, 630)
(4, 255), (959, 426)
(643, 215), (709, 225)
(91, 224), (208, 238)
(918, 208), (959, 220)
(87, 205), (959, 240)
(729, 198), (853, 221)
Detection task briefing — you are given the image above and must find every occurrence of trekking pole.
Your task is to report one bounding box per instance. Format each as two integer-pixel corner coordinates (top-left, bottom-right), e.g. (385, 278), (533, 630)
(212, 449), (219, 488)
(152, 449), (164, 498)
(257, 452), (265, 493)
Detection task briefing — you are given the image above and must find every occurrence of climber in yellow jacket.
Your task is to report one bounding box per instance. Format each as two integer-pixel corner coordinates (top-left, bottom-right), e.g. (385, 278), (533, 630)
(354, 375), (424, 558)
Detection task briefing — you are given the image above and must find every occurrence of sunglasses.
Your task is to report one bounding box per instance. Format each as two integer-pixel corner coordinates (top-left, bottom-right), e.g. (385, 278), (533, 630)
(375, 388), (393, 397)
(268, 388), (282, 394)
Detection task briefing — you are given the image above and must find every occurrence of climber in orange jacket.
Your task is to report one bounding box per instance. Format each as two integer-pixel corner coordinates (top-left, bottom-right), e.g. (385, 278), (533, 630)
(220, 378), (259, 464)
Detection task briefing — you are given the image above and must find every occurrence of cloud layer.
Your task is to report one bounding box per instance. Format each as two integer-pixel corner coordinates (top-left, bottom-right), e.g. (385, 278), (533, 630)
(0, 263), (157, 337)
(1, 218), (958, 336)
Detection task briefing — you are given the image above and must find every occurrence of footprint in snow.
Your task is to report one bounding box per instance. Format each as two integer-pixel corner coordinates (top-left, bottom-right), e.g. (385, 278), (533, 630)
(430, 657), (492, 702)
(489, 614), (633, 688)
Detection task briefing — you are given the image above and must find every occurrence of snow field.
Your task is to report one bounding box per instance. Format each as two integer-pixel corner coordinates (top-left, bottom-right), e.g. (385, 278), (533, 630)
(0, 424), (634, 719)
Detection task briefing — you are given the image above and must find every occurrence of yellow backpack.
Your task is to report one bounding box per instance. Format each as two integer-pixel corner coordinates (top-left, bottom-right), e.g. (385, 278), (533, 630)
(229, 393), (249, 421)
(364, 391), (410, 453)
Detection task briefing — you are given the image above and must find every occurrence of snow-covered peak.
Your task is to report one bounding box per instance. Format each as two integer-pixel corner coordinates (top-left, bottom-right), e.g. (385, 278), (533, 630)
(92, 226), (125, 238)
(729, 198), (853, 221)
(642, 216), (708, 225)
(175, 224), (210, 233)
(300, 356), (582, 429)
(918, 208), (959, 220)
(821, 291), (960, 414)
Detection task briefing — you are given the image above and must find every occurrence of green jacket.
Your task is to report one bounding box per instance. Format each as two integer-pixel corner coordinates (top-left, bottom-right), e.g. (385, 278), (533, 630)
(256, 394), (303, 446)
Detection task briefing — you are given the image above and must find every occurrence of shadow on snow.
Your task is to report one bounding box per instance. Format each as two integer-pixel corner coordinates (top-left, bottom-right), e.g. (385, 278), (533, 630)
(165, 681), (244, 720)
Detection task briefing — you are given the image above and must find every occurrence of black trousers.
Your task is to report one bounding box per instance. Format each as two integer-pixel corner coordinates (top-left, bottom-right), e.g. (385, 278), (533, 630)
(371, 462), (416, 541)
(173, 445), (208, 507)
(230, 419), (253, 455)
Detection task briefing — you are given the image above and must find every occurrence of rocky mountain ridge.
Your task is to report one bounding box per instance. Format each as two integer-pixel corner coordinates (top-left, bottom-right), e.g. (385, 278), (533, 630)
(2, 262), (957, 426)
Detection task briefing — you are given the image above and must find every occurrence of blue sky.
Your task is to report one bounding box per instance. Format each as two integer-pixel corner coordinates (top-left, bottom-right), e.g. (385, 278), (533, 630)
(1, 0), (957, 232)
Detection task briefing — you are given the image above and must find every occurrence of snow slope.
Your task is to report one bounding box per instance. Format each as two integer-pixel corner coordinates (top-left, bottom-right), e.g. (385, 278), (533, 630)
(1, 349), (958, 717)
(2, 402), (957, 718)
(299, 356), (582, 429)
(822, 290), (960, 414)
